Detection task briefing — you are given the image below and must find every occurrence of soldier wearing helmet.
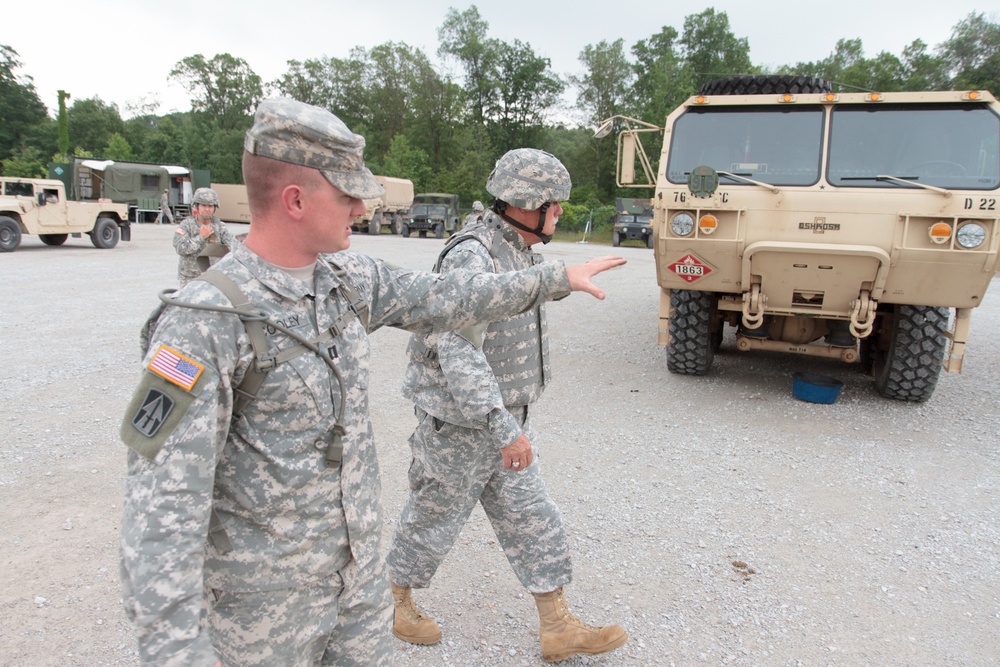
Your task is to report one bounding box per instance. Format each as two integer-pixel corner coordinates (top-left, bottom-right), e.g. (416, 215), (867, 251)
(388, 148), (628, 661)
(172, 187), (238, 285)
(461, 200), (485, 231)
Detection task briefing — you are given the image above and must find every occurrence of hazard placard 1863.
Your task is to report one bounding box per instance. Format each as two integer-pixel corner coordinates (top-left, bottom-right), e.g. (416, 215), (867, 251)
(667, 253), (713, 283)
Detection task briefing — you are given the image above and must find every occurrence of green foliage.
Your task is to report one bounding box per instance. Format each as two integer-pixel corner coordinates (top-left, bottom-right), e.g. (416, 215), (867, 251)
(103, 132), (135, 161)
(1, 146), (47, 178)
(57, 90), (70, 158)
(941, 12), (1000, 94)
(170, 53), (263, 131)
(0, 45), (49, 161)
(67, 97), (124, 156)
(380, 134), (432, 189)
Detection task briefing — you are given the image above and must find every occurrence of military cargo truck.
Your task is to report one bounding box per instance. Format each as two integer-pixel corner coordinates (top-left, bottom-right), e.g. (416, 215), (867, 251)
(612, 197), (654, 248)
(49, 157), (207, 223)
(212, 183), (251, 224)
(0, 177), (130, 252)
(404, 193), (460, 239)
(352, 176), (414, 235)
(601, 75), (1000, 402)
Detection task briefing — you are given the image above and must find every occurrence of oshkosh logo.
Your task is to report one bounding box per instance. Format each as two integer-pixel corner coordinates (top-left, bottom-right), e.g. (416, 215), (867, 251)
(799, 222), (840, 233)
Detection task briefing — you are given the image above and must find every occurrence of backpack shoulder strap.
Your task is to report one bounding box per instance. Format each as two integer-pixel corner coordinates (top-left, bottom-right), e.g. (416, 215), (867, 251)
(196, 269), (271, 417)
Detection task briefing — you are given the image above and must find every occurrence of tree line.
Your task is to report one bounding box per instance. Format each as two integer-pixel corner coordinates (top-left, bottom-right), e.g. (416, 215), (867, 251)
(1, 7), (998, 231)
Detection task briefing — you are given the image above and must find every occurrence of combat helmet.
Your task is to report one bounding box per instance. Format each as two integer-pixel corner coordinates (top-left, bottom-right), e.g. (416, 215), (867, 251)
(472, 200), (484, 212)
(486, 148), (571, 211)
(486, 148), (571, 243)
(192, 187), (220, 207)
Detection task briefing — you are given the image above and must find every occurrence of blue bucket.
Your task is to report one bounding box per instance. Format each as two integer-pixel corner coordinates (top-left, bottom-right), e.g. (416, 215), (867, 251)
(791, 371), (844, 404)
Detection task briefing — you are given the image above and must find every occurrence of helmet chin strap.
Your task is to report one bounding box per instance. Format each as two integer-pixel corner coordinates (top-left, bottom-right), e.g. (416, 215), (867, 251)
(492, 201), (553, 244)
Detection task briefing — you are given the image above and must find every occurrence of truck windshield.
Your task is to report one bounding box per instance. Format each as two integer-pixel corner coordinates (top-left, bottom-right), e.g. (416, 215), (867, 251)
(667, 106), (824, 186)
(828, 103), (1000, 190)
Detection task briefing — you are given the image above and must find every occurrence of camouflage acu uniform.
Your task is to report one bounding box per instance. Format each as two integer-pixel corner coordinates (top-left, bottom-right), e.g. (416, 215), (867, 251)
(461, 212), (482, 230)
(156, 191), (174, 224)
(173, 216), (237, 286)
(387, 211), (572, 594)
(119, 241), (571, 666)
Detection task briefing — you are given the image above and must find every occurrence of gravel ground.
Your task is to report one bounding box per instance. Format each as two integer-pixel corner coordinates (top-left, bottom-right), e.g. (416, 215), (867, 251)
(1, 224), (998, 666)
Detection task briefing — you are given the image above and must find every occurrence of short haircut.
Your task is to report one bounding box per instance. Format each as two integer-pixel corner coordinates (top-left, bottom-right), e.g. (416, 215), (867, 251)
(242, 151), (324, 219)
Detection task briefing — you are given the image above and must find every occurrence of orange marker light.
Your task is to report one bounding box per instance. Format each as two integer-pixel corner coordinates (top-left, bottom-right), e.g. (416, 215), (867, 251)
(929, 222), (952, 244)
(699, 214), (719, 234)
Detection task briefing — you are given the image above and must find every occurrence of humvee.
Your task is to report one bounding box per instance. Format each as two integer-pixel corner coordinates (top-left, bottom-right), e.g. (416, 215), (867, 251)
(612, 197), (654, 248)
(601, 75), (1000, 402)
(0, 178), (130, 252)
(404, 193), (460, 239)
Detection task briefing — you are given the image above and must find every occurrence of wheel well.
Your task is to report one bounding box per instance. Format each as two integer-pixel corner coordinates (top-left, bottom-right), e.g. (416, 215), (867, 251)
(0, 212), (25, 230)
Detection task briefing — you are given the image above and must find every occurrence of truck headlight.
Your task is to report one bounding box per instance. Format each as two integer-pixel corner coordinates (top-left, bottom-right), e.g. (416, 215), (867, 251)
(670, 212), (695, 237)
(956, 221), (987, 249)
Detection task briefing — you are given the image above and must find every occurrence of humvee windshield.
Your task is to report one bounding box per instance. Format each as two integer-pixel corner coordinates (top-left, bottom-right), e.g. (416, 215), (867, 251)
(667, 103), (1000, 191)
(412, 204), (447, 218)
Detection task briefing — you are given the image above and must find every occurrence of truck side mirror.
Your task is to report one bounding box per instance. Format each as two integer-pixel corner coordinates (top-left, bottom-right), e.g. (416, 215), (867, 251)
(37, 193), (46, 206)
(620, 134), (637, 185)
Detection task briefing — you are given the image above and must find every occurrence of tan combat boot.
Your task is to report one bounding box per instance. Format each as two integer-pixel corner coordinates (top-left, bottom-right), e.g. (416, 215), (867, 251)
(533, 587), (628, 662)
(391, 582), (441, 645)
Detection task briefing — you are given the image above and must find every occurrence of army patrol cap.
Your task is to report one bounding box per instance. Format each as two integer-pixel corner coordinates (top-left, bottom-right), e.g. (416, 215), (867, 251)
(486, 148), (571, 210)
(192, 187), (220, 206)
(244, 98), (384, 200)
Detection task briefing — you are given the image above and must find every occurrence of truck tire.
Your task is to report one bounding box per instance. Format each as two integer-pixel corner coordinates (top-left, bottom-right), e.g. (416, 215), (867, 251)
(667, 289), (718, 375)
(646, 234), (654, 249)
(391, 214), (401, 235)
(874, 305), (948, 402)
(435, 223), (444, 239)
(401, 223), (410, 238)
(0, 216), (22, 252)
(699, 75), (833, 96)
(90, 217), (120, 249)
(612, 232), (621, 247)
(369, 212), (383, 235)
(40, 234), (68, 246)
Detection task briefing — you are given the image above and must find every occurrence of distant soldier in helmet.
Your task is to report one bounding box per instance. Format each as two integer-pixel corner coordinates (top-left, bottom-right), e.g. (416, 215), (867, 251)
(461, 199), (484, 231)
(172, 187), (237, 286)
(388, 148), (629, 662)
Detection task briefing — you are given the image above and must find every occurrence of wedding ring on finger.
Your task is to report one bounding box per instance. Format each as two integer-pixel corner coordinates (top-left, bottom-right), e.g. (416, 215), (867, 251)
(513, 461), (521, 467)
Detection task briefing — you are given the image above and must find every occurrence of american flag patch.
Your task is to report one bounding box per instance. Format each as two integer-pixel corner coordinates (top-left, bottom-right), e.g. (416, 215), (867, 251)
(148, 345), (204, 392)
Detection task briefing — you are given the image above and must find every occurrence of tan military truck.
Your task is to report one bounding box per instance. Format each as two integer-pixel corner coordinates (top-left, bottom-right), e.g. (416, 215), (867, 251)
(351, 175), (414, 235)
(0, 177), (130, 252)
(601, 75), (1000, 401)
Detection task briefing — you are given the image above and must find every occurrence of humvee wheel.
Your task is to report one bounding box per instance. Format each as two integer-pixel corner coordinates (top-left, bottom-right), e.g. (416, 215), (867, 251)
(0, 216), (22, 252)
(435, 223), (444, 239)
(874, 305), (949, 402)
(699, 75), (833, 96)
(90, 217), (120, 249)
(646, 234), (654, 249)
(612, 232), (621, 247)
(40, 234), (68, 246)
(667, 290), (718, 375)
(401, 223), (410, 238)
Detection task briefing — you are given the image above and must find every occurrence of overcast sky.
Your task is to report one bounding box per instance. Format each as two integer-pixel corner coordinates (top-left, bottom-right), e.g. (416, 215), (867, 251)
(6, 0), (994, 123)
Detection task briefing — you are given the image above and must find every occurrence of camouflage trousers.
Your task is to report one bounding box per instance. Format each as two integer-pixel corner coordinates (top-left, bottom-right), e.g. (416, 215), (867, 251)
(208, 556), (393, 666)
(387, 408), (572, 594)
